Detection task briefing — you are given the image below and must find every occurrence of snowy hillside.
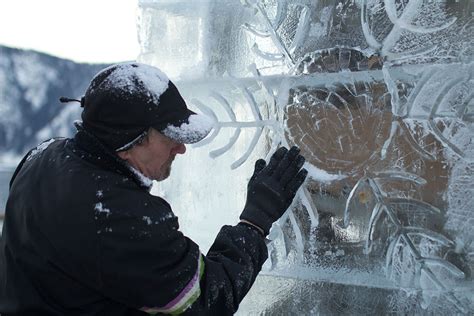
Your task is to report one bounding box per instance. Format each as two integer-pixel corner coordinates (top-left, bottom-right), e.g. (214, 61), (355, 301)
(0, 45), (109, 166)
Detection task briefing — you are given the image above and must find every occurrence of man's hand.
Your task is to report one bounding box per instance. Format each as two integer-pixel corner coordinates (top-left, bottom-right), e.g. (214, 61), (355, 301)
(240, 146), (308, 235)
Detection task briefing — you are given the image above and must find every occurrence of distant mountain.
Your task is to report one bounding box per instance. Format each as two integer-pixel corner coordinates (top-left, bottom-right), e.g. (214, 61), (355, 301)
(0, 45), (110, 164)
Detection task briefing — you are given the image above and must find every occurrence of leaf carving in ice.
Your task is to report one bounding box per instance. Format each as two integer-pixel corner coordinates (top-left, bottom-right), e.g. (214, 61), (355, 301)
(243, 0), (313, 69)
(342, 174), (469, 313)
(384, 63), (474, 162)
(361, 0), (458, 61)
(192, 83), (278, 169)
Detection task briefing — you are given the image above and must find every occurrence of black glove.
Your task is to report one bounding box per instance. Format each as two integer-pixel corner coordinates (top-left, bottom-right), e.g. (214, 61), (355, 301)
(240, 146), (308, 235)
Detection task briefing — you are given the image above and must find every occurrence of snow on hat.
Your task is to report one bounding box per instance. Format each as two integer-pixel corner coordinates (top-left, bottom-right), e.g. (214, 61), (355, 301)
(81, 62), (213, 151)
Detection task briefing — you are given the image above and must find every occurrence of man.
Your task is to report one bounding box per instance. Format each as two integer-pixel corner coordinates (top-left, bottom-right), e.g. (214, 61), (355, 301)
(0, 62), (307, 315)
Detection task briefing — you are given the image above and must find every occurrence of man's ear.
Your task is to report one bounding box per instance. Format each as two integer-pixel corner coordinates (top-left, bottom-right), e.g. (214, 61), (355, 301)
(117, 150), (130, 161)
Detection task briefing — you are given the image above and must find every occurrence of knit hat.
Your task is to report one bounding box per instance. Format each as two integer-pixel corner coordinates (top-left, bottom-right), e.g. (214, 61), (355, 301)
(79, 62), (213, 151)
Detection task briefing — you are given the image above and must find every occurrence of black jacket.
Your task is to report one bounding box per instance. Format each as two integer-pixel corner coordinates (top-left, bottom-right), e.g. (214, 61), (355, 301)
(0, 127), (267, 315)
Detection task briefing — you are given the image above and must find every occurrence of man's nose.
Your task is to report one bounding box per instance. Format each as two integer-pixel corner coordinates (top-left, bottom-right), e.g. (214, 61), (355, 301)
(171, 143), (186, 155)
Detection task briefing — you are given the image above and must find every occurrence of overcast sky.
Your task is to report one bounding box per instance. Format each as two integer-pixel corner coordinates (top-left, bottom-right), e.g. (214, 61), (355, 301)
(0, 0), (140, 64)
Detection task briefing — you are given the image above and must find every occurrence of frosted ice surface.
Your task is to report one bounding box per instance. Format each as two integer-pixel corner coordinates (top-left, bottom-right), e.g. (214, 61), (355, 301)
(139, 0), (474, 314)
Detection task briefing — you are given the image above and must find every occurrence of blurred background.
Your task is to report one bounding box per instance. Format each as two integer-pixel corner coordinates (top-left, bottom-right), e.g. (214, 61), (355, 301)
(0, 0), (139, 214)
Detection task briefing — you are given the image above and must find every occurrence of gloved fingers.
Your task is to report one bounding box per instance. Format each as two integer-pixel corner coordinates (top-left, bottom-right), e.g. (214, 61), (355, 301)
(280, 154), (305, 186)
(251, 159), (266, 180)
(265, 147), (288, 175)
(286, 168), (308, 196)
(250, 159), (266, 182)
(273, 146), (300, 179)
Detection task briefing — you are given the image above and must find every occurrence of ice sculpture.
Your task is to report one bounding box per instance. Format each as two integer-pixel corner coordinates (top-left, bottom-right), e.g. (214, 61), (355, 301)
(138, 0), (473, 314)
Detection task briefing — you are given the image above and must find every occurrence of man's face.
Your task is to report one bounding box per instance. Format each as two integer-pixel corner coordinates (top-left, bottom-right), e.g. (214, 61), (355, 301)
(118, 128), (186, 181)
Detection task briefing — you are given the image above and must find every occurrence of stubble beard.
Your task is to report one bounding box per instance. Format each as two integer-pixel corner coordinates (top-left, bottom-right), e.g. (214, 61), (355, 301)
(156, 156), (175, 181)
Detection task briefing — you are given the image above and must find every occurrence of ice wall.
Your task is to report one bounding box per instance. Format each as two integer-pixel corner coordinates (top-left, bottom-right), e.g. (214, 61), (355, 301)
(138, 0), (474, 314)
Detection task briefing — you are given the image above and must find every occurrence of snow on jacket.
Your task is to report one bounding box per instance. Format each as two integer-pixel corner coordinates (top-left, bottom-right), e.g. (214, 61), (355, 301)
(0, 127), (268, 315)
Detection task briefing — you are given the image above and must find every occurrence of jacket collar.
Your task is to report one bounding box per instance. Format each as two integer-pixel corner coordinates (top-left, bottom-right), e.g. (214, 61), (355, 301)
(73, 122), (153, 191)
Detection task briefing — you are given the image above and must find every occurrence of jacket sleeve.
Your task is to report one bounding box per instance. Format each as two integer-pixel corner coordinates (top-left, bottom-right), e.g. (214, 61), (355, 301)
(184, 224), (268, 315)
(94, 194), (267, 315)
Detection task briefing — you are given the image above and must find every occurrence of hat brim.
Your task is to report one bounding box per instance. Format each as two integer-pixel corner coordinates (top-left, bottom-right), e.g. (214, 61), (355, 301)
(160, 112), (214, 144)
